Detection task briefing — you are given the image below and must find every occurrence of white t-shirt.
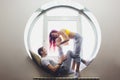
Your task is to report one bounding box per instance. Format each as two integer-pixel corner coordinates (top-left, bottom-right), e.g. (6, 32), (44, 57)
(41, 56), (59, 67)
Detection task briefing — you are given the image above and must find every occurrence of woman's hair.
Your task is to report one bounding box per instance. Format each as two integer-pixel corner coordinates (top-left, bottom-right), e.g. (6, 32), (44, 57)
(49, 30), (58, 50)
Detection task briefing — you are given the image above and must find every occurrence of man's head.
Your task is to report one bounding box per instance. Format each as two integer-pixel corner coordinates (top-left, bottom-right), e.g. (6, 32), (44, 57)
(38, 47), (47, 57)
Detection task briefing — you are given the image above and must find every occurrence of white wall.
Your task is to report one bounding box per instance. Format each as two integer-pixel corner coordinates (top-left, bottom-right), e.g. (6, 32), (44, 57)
(0, 0), (120, 80)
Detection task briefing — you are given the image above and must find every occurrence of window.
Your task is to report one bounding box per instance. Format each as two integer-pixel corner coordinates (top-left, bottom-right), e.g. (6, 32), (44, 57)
(24, 4), (101, 71)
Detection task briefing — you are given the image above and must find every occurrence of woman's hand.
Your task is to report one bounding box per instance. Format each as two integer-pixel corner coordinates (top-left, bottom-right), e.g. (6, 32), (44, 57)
(56, 37), (62, 47)
(60, 39), (69, 45)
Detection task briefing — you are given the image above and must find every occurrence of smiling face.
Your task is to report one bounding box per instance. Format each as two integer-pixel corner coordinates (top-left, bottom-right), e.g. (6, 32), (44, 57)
(49, 30), (60, 49)
(51, 32), (59, 38)
(41, 47), (47, 56)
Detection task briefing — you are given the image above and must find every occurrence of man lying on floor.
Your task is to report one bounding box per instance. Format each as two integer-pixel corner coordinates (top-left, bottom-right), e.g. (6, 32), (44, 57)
(38, 45), (75, 76)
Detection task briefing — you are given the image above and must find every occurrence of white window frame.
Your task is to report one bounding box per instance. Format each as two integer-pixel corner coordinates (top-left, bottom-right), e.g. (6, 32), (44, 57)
(43, 15), (82, 48)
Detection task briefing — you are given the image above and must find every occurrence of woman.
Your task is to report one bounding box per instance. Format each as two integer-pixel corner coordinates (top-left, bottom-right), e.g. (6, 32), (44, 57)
(49, 29), (82, 77)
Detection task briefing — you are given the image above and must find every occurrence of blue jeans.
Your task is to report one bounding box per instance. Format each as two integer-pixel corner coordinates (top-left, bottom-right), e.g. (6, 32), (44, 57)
(72, 33), (82, 63)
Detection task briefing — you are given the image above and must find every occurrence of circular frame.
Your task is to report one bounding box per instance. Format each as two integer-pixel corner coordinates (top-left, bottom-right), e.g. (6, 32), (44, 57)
(24, 2), (101, 70)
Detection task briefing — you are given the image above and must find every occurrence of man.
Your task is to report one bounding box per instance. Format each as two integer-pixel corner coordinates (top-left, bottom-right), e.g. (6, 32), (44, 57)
(38, 36), (91, 77)
(38, 46), (74, 76)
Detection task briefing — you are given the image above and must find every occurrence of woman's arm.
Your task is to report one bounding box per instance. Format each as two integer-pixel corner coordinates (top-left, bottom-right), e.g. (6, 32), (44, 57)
(60, 39), (69, 45)
(59, 30), (70, 45)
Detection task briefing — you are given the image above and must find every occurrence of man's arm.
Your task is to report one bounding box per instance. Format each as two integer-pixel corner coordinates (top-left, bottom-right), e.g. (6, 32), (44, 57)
(42, 59), (61, 72)
(58, 46), (64, 56)
(47, 64), (61, 72)
(47, 55), (67, 72)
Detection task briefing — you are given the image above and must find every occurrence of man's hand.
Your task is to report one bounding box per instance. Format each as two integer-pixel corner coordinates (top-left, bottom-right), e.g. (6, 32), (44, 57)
(58, 55), (67, 65)
(47, 55), (67, 72)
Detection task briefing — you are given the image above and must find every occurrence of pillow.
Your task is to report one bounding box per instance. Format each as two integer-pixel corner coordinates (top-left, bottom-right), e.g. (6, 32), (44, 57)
(29, 50), (41, 66)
